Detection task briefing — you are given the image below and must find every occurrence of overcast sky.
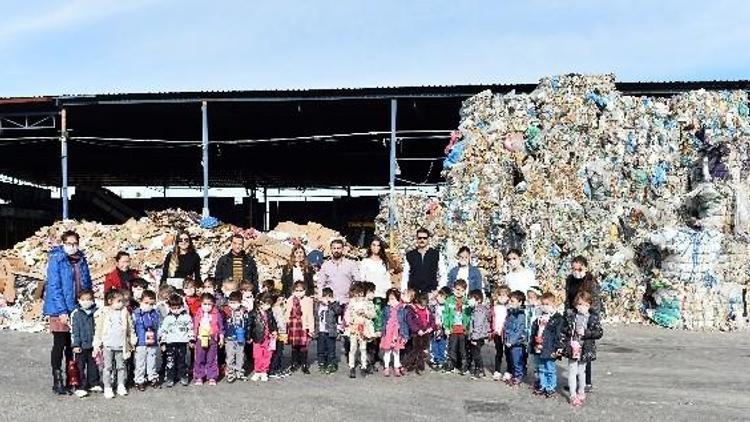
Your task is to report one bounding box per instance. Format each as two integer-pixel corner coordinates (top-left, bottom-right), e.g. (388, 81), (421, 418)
(1, 0), (748, 97)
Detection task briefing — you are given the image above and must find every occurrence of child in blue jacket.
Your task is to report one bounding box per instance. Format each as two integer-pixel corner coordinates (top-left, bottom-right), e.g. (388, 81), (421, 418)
(503, 290), (527, 386)
(133, 290), (161, 391)
(70, 289), (99, 398)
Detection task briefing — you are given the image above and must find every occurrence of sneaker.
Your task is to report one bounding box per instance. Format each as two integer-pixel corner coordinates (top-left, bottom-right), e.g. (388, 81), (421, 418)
(532, 386), (545, 395)
(394, 367), (402, 378)
(544, 390), (556, 399)
(103, 387), (115, 399)
(260, 373), (268, 382)
(88, 386), (103, 393)
(136, 383), (146, 392)
(585, 384), (593, 393)
(492, 371), (503, 381)
(207, 379), (217, 386)
(250, 373), (261, 382)
(327, 364), (338, 374)
(165, 380), (175, 388)
(180, 378), (190, 386)
(238, 375), (248, 382)
(349, 368), (356, 379)
(150, 380), (160, 389)
(116, 385), (128, 396)
(74, 389), (88, 398)
(193, 379), (203, 386)
(383, 368), (391, 377)
(302, 366), (311, 375)
(268, 373), (282, 380)
(360, 367), (368, 378)
(510, 378), (522, 387)
(571, 395), (583, 407)
(226, 376), (236, 384)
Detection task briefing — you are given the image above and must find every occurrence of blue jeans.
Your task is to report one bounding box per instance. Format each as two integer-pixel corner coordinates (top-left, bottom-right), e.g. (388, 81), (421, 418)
(430, 335), (447, 364)
(507, 345), (526, 380)
(317, 334), (337, 366)
(537, 357), (557, 391)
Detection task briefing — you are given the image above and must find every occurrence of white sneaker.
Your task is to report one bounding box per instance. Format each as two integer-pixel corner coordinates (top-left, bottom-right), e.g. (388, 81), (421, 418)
(492, 371), (502, 381)
(74, 389), (88, 398)
(260, 373), (268, 382)
(89, 386), (103, 393)
(116, 385), (128, 396)
(250, 373), (261, 382)
(502, 372), (512, 382)
(104, 388), (115, 399)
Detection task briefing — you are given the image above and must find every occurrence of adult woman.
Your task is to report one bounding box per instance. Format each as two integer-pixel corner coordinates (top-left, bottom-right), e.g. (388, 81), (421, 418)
(160, 231), (202, 285)
(281, 245), (315, 297)
(43, 230), (92, 395)
(505, 248), (538, 294)
(447, 246), (483, 292)
(103, 251), (138, 294)
(360, 237), (392, 298)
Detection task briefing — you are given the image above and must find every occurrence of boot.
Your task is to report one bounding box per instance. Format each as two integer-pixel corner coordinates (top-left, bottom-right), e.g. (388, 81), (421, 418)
(52, 369), (67, 395)
(301, 361), (310, 375)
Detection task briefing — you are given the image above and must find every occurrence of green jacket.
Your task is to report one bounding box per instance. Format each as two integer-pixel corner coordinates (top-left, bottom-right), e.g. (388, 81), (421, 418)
(372, 297), (385, 333)
(442, 294), (472, 332)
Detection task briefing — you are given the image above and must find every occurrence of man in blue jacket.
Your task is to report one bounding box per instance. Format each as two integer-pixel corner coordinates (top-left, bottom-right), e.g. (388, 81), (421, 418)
(43, 230), (92, 395)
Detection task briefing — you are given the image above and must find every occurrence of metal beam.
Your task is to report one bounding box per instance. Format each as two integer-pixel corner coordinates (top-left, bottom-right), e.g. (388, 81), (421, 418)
(201, 101), (209, 218)
(388, 98), (397, 249)
(60, 109), (69, 220)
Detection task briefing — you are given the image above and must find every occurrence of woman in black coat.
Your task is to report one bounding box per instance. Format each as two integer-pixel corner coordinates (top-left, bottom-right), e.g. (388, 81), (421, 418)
(161, 230), (202, 285)
(280, 245), (315, 297)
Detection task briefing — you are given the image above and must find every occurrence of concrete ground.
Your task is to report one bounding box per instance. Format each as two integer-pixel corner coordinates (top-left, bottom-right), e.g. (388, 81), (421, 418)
(0, 325), (748, 421)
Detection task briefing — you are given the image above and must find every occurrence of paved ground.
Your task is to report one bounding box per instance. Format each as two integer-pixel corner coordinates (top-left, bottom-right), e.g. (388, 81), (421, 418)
(0, 325), (748, 421)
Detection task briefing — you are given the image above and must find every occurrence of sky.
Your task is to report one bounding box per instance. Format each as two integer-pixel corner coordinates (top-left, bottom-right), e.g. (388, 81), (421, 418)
(1, 0), (749, 97)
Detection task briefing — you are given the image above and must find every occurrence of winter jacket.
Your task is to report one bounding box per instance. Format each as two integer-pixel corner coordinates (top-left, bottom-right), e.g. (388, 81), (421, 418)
(447, 265), (483, 292)
(160, 250), (202, 285)
(284, 296), (315, 333)
(159, 310), (194, 344)
(214, 251), (258, 288)
(281, 265), (315, 297)
(383, 303), (411, 339)
(314, 301), (342, 337)
(442, 295), (472, 333)
(133, 308), (161, 347)
(43, 247), (92, 317)
(344, 298), (377, 338)
(193, 307), (224, 341)
(503, 307), (527, 347)
(406, 304), (434, 337)
(222, 305), (252, 343)
(565, 273), (602, 315)
(185, 296), (201, 316)
(251, 308), (278, 343)
(469, 303), (491, 341)
(559, 310), (603, 363)
(372, 297), (385, 334)
(103, 268), (138, 294)
(70, 305), (97, 349)
(93, 306), (137, 359)
(529, 312), (563, 359)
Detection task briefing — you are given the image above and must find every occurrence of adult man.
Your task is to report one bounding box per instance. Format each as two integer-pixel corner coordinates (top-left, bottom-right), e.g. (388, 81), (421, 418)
(214, 234), (258, 293)
(317, 239), (359, 304)
(402, 228), (446, 294)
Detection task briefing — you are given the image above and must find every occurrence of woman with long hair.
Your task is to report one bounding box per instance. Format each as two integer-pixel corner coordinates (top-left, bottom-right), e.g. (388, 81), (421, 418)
(160, 230), (202, 285)
(360, 237), (391, 299)
(281, 244), (315, 297)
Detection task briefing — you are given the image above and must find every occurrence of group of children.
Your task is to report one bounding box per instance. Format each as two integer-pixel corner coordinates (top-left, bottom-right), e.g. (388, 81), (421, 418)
(67, 274), (603, 407)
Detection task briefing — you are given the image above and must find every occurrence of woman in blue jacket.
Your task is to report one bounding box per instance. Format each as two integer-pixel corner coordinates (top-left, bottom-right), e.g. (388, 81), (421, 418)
(43, 230), (92, 395)
(447, 246), (483, 292)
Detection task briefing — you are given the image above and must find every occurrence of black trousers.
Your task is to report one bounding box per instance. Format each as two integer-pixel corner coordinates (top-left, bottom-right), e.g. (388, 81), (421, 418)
(447, 334), (466, 371)
(317, 334), (336, 366)
(164, 343), (188, 382)
(493, 335), (504, 373)
(243, 342), (254, 375)
(51, 332), (72, 371)
(366, 340), (382, 367)
(586, 361), (592, 385)
(270, 340), (284, 373)
(75, 348), (100, 389)
(291, 345), (308, 366)
(468, 339), (485, 374)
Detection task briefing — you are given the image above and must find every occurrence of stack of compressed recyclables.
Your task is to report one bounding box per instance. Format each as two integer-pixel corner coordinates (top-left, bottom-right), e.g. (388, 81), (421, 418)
(379, 74), (750, 330)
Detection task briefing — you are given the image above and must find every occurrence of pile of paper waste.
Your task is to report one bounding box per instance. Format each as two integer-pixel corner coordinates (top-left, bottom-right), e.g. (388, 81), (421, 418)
(377, 74), (750, 330)
(0, 209), (352, 332)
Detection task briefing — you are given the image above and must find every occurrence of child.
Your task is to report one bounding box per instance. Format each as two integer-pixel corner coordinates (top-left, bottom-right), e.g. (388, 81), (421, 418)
(218, 278), (238, 308)
(560, 291), (603, 407)
(70, 289), (100, 398)
(131, 278), (148, 304)
(504, 290), (527, 386)
(159, 294), (194, 387)
(250, 293), (278, 381)
(260, 279), (276, 295)
(223, 290), (251, 383)
(429, 287), (451, 371)
(364, 281), (384, 373)
(530, 292), (564, 397)
(491, 285), (511, 381)
(240, 287), (255, 375)
(132, 289), (161, 391)
(240, 280), (256, 298)
(192, 293), (224, 386)
(400, 288), (416, 363)
(442, 279), (471, 375)
(156, 284), (176, 320)
(405, 292), (434, 375)
(93, 289), (136, 399)
(286, 281), (315, 374)
(183, 278), (201, 316)
(270, 294), (288, 378)
(525, 286), (542, 386)
(379, 288), (409, 377)
(467, 289), (490, 379)
(315, 288), (342, 374)
(344, 283), (376, 378)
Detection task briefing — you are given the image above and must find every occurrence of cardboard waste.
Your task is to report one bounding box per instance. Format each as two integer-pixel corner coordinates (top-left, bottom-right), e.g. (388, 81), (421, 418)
(378, 74), (750, 331)
(0, 209), (352, 332)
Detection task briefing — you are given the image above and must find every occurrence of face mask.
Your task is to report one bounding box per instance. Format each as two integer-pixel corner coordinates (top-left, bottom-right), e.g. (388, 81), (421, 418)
(132, 289), (144, 300)
(203, 289), (214, 295)
(140, 304), (153, 313)
(202, 304), (213, 312)
(498, 297), (509, 305)
(170, 308), (182, 315)
(293, 291), (305, 298)
(576, 305), (590, 315)
(541, 305), (555, 314)
(468, 299), (477, 307)
(111, 302), (124, 311)
(79, 300), (93, 309)
(63, 244), (78, 256)
(572, 270), (585, 279)
(229, 303), (240, 310)
(184, 288), (195, 296)
(508, 302), (520, 310)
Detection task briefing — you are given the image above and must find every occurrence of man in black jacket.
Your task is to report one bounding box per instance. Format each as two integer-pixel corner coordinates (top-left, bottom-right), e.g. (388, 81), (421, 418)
(401, 228), (445, 294)
(214, 234), (258, 293)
